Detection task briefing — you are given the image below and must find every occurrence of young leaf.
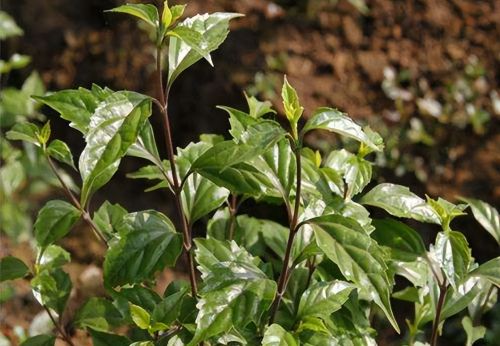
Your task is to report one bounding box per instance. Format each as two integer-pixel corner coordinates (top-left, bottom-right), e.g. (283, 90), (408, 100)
(0, 256), (30, 281)
(19, 335), (56, 346)
(281, 76), (303, 130)
(297, 281), (354, 320)
(262, 324), (298, 346)
(38, 245), (71, 272)
(246, 93), (276, 119)
(75, 297), (123, 332)
(130, 303), (151, 330)
(107, 4), (159, 28)
(459, 197), (500, 245)
(167, 12), (242, 88)
(161, 1), (173, 28)
(34, 200), (81, 248)
(38, 121), (51, 145)
(308, 214), (399, 332)
(361, 183), (441, 224)
(31, 268), (72, 314)
(6, 122), (40, 146)
(433, 231), (472, 289)
(93, 201), (128, 239)
(79, 92), (152, 205)
(301, 108), (383, 152)
(46, 139), (76, 170)
(191, 238), (277, 344)
(89, 329), (130, 346)
(467, 257), (500, 287)
(0, 11), (23, 39)
(462, 316), (486, 346)
(103, 210), (182, 287)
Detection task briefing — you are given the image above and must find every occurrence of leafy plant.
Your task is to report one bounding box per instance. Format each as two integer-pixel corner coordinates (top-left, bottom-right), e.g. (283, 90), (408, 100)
(1, 2), (499, 346)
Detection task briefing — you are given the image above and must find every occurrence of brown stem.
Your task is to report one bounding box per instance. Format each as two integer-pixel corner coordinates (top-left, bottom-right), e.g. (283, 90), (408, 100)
(227, 194), (238, 241)
(155, 46), (198, 297)
(45, 154), (108, 245)
(269, 145), (302, 324)
(43, 306), (74, 346)
(430, 281), (448, 346)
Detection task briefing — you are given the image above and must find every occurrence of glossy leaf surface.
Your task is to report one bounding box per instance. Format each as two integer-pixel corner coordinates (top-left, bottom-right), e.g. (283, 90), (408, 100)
(34, 200), (81, 248)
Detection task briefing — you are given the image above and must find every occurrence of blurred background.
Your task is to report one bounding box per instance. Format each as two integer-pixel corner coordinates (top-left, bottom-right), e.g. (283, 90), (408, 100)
(1, 0), (499, 344)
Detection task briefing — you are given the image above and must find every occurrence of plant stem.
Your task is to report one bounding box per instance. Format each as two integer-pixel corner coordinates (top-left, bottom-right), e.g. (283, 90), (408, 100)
(430, 281), (448, 346)
(45, 154), (108, 245)
(43, 306), (74, 346)
(269, 144), (302, 324)
(227, 194), (238, 241)
(155, 46), (198, 297)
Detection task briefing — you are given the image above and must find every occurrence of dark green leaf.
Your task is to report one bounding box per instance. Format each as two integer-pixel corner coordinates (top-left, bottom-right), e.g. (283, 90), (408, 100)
(47, 139), (76, 170)
(93, 201), (128, 240)
(167, 12), (242, 88)
(468, 257), (500, 288)
(89, 329), (131, 346)
(38, 245), (71, 272)
(372, 218), (426, 261)
(75, 297), (123, 331)
(19, 334), (56, 346)
(361, 183), (440, 224)
(34, 200), (81, 248)
(107, 4), (159, 28)
(433, 231), (472, 289)
(0, 256), (30, 281)
(31, 268), (72, 314)
(6, 122), (40, 145)
(114, 285), (162, 313)
(302, 108), (383, 152)
(459, 197), (500, 245)
(262, 324), (298, 346)
(297, 281), (354, 319)
(104, 210), (182, 287)
(191, 238), (277, 344)
(308, 214), (399, 332)
(79, 92), (152, 205)
(152, 289), (187, 326)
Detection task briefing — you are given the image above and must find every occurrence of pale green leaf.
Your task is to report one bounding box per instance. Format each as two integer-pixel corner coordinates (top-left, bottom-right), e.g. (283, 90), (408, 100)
(130, 303), (151, 329)
(433, 231), (472, 289)
(462, 316), (486, 346)
(281, 76), (303, 124)
(459, 197), (500, 245)
(262, 324), (298, 346)
(297, 280), (354, 319)
(0, 11), (23, 39)
(468, 257), (500, 288)
(107, 4), (159, 27)
(38, 245), (71, 272)
(361, 183), (441, 224)
(31, 268), (72, 314)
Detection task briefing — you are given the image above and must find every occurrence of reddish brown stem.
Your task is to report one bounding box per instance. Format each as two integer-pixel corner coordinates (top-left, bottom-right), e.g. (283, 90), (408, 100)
(43, 306), (74, 346)
(430, 281), (448, 346)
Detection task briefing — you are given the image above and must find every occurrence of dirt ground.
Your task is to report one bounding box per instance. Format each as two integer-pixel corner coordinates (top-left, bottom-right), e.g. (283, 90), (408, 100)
(1, 0), (499, 345)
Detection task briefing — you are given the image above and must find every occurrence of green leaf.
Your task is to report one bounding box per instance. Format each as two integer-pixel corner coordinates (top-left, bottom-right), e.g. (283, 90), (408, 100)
(462, 316), (486, 346)
(104, 210), (182, 287)
(433, 231), (472, 289)
(308, 214), (399, 332)
(89, 329), (131, 346)
(361, 183), (440, 224)
(427, 197), (467, 229)
(34, 200), (81, 248)
(22, 71), (45, 97)
(468, 257), (500, 287)
(459, 197), (500, 245)
(152, 289), (188, 327)
(19, 335), (56, 346)
(47, 139), (76, 170)
(38, 245), (71, 272)
(281, 76), (303, 126)
(0, 11), (23, 39)
(75, 297), (123, 331)
(246, 93), (276, 119)
(31, 268), (72, 314)
(302, 108), (383, 152)
(262, 324), (298, 346)
(114, 285), (162, 313)
(33, 88), (100, 133)
(130, 303), (151, 330)
(79, 92), (152, 205)
(372, 218), (426, 262)
(6, 122), (40, 146)
(170, 5), (186, 24)
(191, 238), (277, 344)
(107, 4), (159, 28)
(0, 256), (30, 281)
(162, 1), (173, 28)
(297, 281), (354, 319)
(167, 12), (242, 88)
(38, 121), (51, 144)
(93, 201), (128, 240)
